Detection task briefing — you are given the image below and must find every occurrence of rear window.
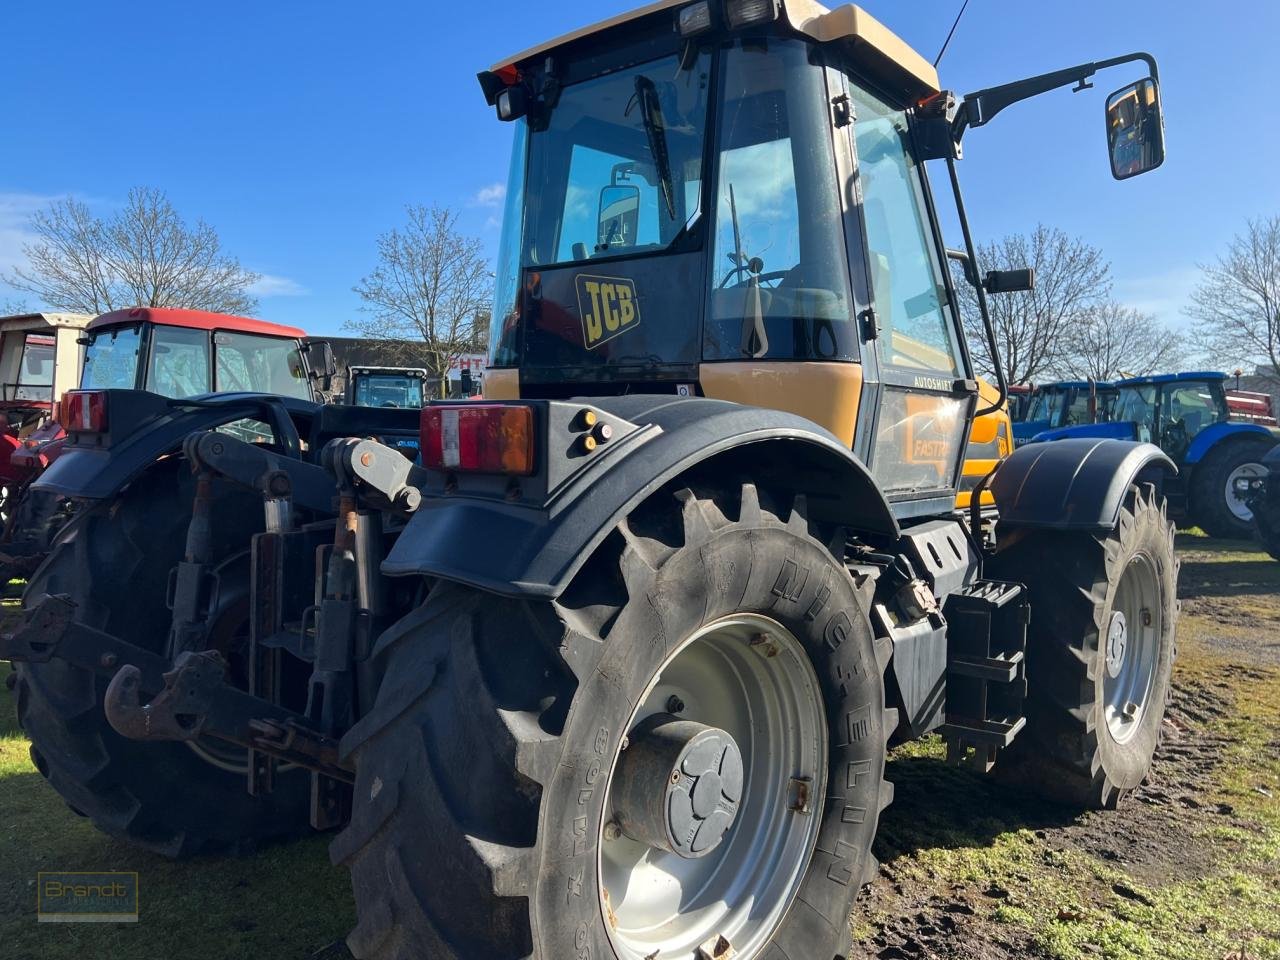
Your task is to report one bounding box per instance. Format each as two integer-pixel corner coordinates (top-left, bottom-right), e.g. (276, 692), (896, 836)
(81, 326), (142, 390)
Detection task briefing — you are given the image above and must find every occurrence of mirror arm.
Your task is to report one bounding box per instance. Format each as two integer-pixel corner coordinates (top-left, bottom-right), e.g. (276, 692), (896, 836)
(952, 52), (1160, 143)
(944, 154), (1007, 419)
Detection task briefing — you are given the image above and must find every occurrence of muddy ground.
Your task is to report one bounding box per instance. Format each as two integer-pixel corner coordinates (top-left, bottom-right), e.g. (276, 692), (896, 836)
(855, 533), (1280, 960)
(1, 532), (1277, 960)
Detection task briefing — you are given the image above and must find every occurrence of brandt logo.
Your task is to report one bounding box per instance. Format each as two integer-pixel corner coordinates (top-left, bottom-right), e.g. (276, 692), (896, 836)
(575, 275), (641, 349)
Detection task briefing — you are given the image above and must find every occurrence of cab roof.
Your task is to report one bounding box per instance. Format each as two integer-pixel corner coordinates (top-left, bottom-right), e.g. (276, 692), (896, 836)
(1038, 380), (1118, 391)
(0, 312), (94, 333)
(88, 307), (307, 340)
(492, 1), (940, 102)
(1117, 371), (1226, 387)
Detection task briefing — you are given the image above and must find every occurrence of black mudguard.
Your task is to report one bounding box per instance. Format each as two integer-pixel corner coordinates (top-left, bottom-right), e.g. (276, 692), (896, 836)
(383, 395), (898, 599)
(34, 391), (322, 502)
(991, 438), (1176, 532)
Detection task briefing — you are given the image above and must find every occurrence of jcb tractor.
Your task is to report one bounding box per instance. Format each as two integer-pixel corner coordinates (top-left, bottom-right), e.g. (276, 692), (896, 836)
(4, 3), (1176, 959)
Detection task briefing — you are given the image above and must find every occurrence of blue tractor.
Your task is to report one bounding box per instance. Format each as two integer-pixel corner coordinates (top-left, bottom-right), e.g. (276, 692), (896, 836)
(1029, 372), (1280, 537)
(1013, 379), (1118, 445)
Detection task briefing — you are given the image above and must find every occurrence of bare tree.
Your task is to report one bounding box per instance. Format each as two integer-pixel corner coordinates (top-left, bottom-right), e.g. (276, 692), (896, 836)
(1, 297), (29, 317)
(1058, 301), (1185, 380)
(1186, 216), (1280, 383)
(350, 205), (491, 397)
(4, 187), (260, 315)
(952, 224), (1110, 384)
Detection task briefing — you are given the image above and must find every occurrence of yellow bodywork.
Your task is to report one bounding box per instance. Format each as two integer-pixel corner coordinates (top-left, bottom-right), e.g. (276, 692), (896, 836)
(956, 378), (1013, 511)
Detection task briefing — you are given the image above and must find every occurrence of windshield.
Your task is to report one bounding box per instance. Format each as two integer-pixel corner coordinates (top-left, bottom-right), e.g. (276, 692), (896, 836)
(1025, 388), (1063, 424)
(214, 331), (311, 400)
(1114, 384), (1157, 426)
(81, 325), (142, 390)
(352, 373), (424, 409)
(521, 52), (710, 269)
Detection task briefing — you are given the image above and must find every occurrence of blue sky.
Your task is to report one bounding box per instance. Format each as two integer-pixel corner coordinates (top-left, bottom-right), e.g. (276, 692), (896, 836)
(2, 0), (1276, 337)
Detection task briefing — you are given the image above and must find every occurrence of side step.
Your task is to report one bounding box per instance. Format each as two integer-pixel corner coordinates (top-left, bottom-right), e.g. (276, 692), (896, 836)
(940, 580), (1029, 772)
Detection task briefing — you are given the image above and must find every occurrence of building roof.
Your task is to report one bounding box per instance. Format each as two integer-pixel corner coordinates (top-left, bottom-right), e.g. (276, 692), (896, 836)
(88, 307), (306, 340)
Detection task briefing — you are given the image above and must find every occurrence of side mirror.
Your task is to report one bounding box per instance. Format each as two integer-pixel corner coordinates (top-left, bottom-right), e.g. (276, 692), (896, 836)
(303, 340), (337, 382)
(597, 185), (641, 251)
(984, 268), (1035, 295)
(1106, 77), (1165, 180)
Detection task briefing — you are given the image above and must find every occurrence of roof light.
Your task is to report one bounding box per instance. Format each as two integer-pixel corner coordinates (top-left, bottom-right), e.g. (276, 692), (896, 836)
(422, 404), (535, 476)
(677, 1), (713, 36)
(724, 0), (780, 28)
(59, 390), (108, 434)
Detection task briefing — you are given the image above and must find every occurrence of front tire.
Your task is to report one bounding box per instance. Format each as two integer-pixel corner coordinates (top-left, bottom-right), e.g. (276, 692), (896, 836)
(991, 485), (1179, 808)
(334, 484), (893, 960)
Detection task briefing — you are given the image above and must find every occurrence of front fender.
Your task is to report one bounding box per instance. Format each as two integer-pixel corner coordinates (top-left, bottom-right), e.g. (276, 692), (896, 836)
(382, 396), (898, 599)
(991, 438), (1175, 532)
(1184, 421), (1280, 464)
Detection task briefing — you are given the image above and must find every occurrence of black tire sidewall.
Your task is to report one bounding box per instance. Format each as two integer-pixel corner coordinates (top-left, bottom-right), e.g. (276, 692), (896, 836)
(1092, 492), (1178, 791)
(1193, 437), (1276, 538)
(533, 523), (885, 960)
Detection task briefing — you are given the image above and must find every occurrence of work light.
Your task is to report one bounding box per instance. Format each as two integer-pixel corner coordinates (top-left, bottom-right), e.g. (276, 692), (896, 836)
(724, 0), (780, 29)
(676, 1), (713, 36)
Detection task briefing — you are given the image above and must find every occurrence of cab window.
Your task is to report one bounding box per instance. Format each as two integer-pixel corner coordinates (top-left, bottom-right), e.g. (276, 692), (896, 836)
(1164, 382), (1225, 438)
(14, 334), (55, 401)
(703, 40), (855, 361)
(148, 326), (210, 398)
(214, 332), (311, 400)
(850, 84), (961, 375)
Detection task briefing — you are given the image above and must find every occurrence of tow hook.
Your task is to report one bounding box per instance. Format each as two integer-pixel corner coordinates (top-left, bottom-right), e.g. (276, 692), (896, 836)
(104, 649), (227, 742)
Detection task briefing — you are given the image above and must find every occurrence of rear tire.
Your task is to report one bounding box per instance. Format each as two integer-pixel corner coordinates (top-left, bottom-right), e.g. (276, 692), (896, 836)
(334, 484), (893, 960)
(991, 485), (1178, 808)
(14, 461), (312, 857)
(1191, 436), (1276, 539)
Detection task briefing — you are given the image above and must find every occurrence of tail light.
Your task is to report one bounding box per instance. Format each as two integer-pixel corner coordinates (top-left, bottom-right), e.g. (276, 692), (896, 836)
(59, 391), (109, 433)
(421, 404), (535, 476)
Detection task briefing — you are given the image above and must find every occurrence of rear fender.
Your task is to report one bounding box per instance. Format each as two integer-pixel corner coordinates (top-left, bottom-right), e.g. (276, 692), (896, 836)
(990, 438), (1175, 532)
(382, 396), (898, 599)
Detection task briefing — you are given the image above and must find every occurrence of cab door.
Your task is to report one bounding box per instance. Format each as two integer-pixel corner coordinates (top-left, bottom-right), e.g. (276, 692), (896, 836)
(842, 78), (976, 517)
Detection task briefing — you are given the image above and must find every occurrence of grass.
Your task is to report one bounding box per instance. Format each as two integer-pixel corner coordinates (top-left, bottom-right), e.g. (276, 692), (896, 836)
(0, 678), (353, 960)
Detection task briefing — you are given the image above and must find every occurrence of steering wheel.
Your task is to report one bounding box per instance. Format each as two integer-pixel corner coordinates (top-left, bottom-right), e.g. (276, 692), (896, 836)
(1161, 417), (1189, 456)
(720, 270), (789, 291)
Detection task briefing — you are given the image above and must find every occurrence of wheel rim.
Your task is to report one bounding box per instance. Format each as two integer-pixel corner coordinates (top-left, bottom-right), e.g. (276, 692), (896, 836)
(598, 614), (827, 960)
(1102, 553), (1161, 744)
(1225, 462), (1267, 523)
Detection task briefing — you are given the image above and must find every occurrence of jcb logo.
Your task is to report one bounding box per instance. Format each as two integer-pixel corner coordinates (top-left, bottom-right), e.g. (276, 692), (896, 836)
(576, 275), (640, 349)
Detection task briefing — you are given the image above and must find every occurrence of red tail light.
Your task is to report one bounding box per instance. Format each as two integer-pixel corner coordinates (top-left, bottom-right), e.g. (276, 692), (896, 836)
(421, 405), (535, 475)
(59, 391), (109, 433)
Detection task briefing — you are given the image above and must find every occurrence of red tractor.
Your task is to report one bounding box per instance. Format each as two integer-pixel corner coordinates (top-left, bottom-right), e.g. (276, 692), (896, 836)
(0, 306), (337, 581)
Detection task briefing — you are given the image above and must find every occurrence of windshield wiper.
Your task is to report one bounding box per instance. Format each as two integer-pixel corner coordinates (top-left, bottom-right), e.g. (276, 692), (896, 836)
(630, 76), (676, 220)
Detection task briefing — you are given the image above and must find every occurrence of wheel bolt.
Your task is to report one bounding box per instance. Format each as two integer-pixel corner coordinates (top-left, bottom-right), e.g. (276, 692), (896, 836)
(666, 695), (685, 714)
(603, 819), (623, 841)
(1141, 609), (1153, 627)
(1123, 701), (1139, 719)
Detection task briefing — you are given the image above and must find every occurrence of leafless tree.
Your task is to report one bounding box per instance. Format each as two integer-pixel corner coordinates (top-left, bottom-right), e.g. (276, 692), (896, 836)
(4, 187), (260, 316)
(1186, 215), (1280, 383)
(350, 205), (491, 397)
(1058, 301), (1185, 380)
(1, 297), (29, 317)
(952, 224), (1111, 384)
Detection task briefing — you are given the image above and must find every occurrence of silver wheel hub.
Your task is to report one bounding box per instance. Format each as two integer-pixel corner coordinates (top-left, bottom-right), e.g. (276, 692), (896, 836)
(1226, 462), (1267, 523)
(1105, 611), (1128, 679)
(599, 614), (827, 960)
(1103, 554), (1162, 744)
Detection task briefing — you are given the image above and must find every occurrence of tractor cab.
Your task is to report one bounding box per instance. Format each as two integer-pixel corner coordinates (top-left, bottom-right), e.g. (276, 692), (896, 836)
(79, 307), (332, 402)
(1014, 379), (1117, 445)
(479, 1), (1163, 520)
(345, 366), (427, 409)
(0, 313), (93, 436)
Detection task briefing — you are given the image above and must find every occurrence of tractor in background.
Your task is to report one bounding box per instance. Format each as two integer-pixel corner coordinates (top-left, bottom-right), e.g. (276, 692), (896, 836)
(343, 366), (427, 409)
(4, 3), (1178, 958)
(1028, 371), (1280, 537)
(1013, 378), (1117, 444)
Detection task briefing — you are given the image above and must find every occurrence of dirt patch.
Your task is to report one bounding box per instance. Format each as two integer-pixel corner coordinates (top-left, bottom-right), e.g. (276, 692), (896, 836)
(856, 537), (1280, 960)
